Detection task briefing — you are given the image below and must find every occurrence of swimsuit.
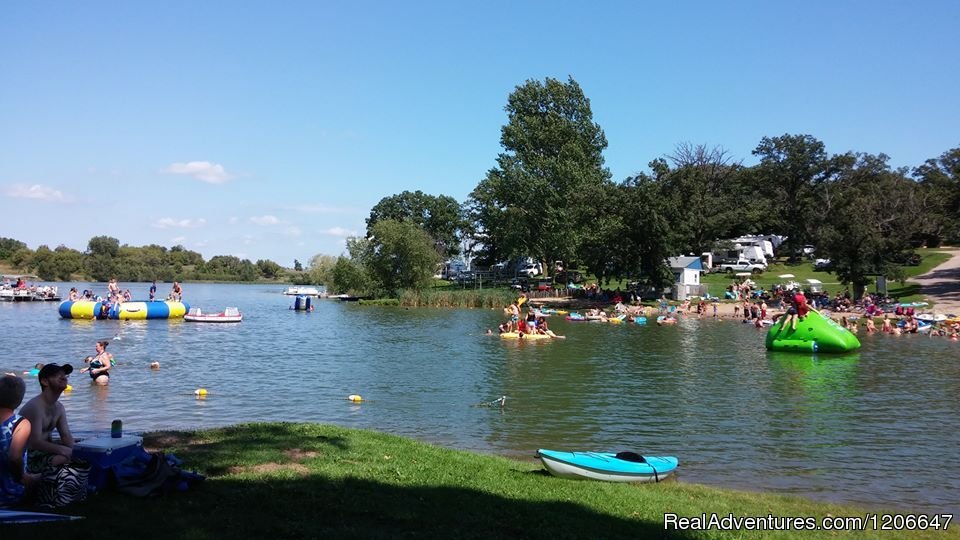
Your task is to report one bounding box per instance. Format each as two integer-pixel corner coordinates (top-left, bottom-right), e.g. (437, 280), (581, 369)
(89, 359), (109, 379)
(1, 414), (26, 505)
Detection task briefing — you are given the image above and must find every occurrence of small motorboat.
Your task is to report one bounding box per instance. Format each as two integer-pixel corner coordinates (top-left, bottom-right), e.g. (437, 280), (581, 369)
(537, 449), (678, 483)
(184, 307), (243, 323)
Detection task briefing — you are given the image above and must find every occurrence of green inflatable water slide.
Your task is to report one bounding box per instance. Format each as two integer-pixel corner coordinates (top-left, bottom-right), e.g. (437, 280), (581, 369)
(765, 309), (861, 353)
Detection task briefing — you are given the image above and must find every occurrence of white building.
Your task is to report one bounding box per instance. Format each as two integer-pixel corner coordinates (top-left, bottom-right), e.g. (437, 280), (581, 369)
(667, 256), (705, 300)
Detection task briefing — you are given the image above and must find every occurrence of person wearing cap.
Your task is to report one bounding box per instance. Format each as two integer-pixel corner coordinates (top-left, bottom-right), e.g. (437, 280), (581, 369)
(1, 375), (39, 505)
(19, 363), (75, 474)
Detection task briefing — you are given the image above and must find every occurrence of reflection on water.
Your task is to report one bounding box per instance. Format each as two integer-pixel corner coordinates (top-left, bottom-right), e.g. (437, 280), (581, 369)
(1, 283), (958, 514)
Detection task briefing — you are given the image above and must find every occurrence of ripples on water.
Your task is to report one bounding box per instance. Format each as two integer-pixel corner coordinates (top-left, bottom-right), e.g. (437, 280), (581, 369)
(1, 283), (957, 514)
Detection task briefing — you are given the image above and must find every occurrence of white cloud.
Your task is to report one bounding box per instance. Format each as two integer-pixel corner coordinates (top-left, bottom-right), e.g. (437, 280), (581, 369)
(154, 217), (207, 229)
(322, 226), (357, 237)
(162, 161), (233, 184)
(289, 203), (357, 215)
(5, 183), (67, 202)
(250, 215), (281, 226)
(283, 226), (302, 237)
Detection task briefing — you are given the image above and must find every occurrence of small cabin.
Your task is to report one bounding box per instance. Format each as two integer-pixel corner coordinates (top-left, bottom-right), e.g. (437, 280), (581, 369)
(667, 256), (704, 301)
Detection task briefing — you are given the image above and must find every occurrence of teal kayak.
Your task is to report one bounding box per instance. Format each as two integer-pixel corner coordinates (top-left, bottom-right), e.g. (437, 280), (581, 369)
(536, 449), (678, 482)
(765, 309), (861, 353)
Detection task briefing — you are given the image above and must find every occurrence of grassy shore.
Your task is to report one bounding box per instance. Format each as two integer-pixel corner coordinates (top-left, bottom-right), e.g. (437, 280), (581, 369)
(8, 423), (956, 539)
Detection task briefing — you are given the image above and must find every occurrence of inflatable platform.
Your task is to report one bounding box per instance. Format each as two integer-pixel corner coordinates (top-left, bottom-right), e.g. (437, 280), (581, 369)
(765, 309), (860, 353)
(59, 300), (189, 320)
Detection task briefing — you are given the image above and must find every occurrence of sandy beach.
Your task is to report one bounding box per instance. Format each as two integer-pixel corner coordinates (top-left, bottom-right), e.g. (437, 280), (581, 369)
(532, 247), (960, 318)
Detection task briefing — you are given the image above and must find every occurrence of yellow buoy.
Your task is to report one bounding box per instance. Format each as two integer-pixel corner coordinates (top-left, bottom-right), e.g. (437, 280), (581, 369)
(347, 394), (363, 403)
(65, 384), (73, 392)
(195, 388), (208, 396)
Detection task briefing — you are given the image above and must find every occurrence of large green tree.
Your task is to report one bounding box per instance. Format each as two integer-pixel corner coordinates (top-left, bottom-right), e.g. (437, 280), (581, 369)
(85, 235), (120, 281)
(751, 134), (846, 258)
(367, 191), (466, 258)
(656, 144), (749, 255)
(0, 237), (27, 261)
(308, 254), (338, 286)
(912, 146), (960, 245)
(363, 219), (442, 295)
(815, 153), (920, 298)
(468, 77), (611, 274)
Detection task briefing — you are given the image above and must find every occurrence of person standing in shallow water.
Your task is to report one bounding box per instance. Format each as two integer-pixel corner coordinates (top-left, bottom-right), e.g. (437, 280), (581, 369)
(80, 340), (112, 385)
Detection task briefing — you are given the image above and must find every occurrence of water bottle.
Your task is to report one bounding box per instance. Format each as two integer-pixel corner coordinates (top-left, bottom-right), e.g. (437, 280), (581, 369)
(111, 419), (122, 438)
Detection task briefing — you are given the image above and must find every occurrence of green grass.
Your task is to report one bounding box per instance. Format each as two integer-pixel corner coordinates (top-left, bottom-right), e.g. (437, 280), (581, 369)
(700, 249), (953, 301)
(9, 423), (956, 539)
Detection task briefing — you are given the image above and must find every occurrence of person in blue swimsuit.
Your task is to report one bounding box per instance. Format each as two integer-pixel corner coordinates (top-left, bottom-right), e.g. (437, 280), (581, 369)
(1, 375), (38, 505)
(149, 280), (157, 301)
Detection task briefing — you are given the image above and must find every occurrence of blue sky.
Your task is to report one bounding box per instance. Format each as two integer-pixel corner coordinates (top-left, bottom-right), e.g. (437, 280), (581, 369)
(2, 1), (958, 267)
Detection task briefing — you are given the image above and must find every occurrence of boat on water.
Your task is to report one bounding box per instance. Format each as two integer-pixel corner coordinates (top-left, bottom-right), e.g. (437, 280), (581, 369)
(537, 449), (678, 483)
(184, 307), (243, 323)
(0, 279), (61, 302)
(283, 286), (321, 296)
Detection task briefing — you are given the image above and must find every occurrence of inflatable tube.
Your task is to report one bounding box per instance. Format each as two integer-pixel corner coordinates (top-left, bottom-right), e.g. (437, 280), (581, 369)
(633, 316), (647, 325)
(58, 300), (189, 320)
(765, 310), (860, 353)
(499, 332), (552, 340)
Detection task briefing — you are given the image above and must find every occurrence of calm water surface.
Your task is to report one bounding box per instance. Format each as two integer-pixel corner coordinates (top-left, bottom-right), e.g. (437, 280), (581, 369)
(2, 282), (958, 514)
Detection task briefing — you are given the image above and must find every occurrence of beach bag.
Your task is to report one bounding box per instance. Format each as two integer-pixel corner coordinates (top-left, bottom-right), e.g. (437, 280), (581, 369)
(113, 452), (204, 497)
(37, 463), (89, 508)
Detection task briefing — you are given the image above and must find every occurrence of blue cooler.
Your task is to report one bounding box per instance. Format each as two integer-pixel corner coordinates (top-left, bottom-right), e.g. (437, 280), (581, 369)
(73, 435), (144, 491)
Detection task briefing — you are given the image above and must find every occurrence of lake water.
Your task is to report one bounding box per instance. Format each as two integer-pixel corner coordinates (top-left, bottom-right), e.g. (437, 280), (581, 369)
(2, 282), (958, 514)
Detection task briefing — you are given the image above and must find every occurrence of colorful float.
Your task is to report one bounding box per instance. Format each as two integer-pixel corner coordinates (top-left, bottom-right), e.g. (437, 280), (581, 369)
(290, 295), (313, 311)
(499, 332), (553, 340)
(58, 300), (189, 320)
(765, 310), (861, 353)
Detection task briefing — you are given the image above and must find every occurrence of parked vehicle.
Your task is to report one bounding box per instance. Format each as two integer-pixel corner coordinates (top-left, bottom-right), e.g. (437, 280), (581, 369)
(720, 259), (766, 274)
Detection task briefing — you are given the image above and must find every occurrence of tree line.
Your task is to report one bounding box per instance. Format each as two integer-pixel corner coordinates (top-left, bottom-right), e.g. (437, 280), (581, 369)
(0, 235), (286, 283)
(7, 76), (957, 296)
(323, 77), (959, 298)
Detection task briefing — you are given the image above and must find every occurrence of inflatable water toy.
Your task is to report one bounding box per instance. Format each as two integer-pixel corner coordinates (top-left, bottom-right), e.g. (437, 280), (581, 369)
(565, 313), (586, 321)
(59, 300), (189, 320)
(656, 316), (677, 325)
(184, 307), (243, 323)
(536, 449), (678, 483)
(499, 332), (552, 340)
(290, 295), (313, 311)
(765, 310), (861, 353)
(633, 316), (647, 325)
